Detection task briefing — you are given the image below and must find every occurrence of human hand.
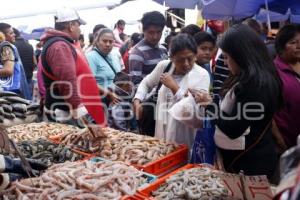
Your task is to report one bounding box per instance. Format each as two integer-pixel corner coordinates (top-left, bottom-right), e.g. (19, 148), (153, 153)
(160, 73), (179, 94)
(189, 89), (212, 106)
(108, 91), (121, 105)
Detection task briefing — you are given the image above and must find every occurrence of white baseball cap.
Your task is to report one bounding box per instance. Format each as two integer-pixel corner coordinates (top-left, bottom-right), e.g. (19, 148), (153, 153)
(55, 7), (86, 25)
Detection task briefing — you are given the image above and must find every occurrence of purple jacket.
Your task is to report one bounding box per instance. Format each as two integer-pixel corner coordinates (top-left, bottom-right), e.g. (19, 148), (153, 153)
(274, 56), (300, 147)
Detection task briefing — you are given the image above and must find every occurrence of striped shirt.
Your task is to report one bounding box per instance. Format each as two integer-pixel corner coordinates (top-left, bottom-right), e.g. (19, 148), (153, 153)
(129, 39), (168, 85)
(212, 53), (229, 102)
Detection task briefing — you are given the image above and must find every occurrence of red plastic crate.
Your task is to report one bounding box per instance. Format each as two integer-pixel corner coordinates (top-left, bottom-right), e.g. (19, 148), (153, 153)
(133, 144), (188, 176)
(138, 164), (210, 198)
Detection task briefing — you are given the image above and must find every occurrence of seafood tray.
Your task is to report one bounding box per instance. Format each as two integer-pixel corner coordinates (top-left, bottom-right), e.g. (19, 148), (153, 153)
(133, 144), (188, 177)
(1, 160), (154, 200)
(138, 164), (230, 200)
(7, 122), (81, 142)
(91, 157), (157, 190)
(0, 139), (86, 166)
(49, 127), (189, 176)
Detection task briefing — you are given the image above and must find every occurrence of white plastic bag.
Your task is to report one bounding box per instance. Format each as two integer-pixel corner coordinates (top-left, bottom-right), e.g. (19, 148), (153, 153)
(168, 94), (203, 129)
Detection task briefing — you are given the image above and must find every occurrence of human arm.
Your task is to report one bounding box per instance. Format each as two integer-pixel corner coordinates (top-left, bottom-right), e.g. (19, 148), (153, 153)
(0, 46), (14, 77)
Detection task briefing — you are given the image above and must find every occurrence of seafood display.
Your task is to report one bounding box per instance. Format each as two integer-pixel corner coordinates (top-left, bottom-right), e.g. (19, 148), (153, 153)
(56, 127), (178, 165)
(0, 91), (40, 127)
(2, 160), (148, 199)
(55, 128), (100, 153)
(7, 122), (81, 142)
(152, 167), (229, 200)
(1, 139), (84, 166)
(98, 128), (178, 165)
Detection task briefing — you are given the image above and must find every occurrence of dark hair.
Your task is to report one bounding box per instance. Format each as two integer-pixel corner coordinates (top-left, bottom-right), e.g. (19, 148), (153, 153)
(131, 33), (142, 46)
(79, 34), (84, 41)
(219, 24), (282, 110)
(88, 33), (94, 44)
(93, 28), (114, 48)
(181, 24), (202, 36)
(141, 11), (166, 31)
(93, 24), (107, 35)
(275, 24), (300, 55)
(117, 19), (125, 26)
(54, 21), (69, 31)
(13, 28), (20, 37)
(113, 71), (131, 83)
(119, 33), (127, 41)
(0, 23), (11, 33)
(242, 18), (262, 35)
(194, 32), (216, 46)
(169, 33), (197, 57)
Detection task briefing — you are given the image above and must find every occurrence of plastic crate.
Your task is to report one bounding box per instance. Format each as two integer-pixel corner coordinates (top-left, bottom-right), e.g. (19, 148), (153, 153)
(133, 144), (188, 177)
(90, 157), (157, 190)
(121, 193), (147, 200)
(138, 164), (210, 198)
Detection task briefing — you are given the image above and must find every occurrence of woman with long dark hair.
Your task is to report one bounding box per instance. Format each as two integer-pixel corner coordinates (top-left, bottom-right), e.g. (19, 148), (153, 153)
(192, 24), (283, 178)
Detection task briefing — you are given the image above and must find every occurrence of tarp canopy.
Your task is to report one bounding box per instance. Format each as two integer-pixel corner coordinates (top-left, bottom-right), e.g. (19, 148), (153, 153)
(201, 0), (300, 23)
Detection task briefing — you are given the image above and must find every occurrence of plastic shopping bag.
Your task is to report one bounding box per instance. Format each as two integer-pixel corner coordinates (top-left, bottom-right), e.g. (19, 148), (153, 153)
(190, 119), (216, 165)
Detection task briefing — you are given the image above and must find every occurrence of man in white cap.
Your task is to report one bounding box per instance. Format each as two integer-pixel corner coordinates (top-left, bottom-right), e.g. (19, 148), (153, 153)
(40, 7), (106, 127)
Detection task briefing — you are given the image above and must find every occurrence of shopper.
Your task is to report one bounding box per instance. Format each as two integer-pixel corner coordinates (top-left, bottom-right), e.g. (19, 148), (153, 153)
(194, 31), (216, 80)
(86, 28), (122, 89)
(0, 23), (30, 99)
(133, 33), (210, 147)
(273, 24), (300, 148)
(192, 24), (283, 178)
(129, 11), (168, 85)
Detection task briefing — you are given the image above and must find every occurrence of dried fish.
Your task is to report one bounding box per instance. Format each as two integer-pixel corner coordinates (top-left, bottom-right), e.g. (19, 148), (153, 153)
(152, 167), (229, 200)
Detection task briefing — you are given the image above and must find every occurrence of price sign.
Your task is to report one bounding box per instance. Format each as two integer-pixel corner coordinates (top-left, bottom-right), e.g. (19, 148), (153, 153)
(243, 175), (274, 200)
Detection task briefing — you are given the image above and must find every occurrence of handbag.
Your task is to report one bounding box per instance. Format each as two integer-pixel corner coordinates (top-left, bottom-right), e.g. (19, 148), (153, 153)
(138, 61), (172, 136)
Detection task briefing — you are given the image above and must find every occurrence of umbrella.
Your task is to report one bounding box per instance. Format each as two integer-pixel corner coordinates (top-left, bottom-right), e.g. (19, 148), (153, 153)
(153, 0), (203, 9)
(20, 27), (51, 40)
(201, 0), (300, 23)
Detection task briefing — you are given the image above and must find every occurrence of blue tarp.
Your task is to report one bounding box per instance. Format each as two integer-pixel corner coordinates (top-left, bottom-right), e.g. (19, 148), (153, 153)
(201, 0), (300, 23)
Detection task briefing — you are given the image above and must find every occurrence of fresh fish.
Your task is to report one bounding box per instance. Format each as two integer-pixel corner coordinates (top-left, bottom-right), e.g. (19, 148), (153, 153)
(12, 103), (27, 113)
(4, 96), (30, 105)
(0, 91), (19, 97)
(1, 104), (13, 113)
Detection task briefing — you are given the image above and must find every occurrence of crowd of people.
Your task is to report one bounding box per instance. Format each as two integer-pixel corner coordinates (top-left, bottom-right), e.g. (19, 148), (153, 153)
(0, 7), (299, 185)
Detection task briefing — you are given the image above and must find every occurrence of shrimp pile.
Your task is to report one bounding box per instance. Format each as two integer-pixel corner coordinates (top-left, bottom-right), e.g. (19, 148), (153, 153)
(152, 167), (229, 200)
(2, 160), (148, 200)
(56, 127), (179, 165)
(7, 122), (80, 142)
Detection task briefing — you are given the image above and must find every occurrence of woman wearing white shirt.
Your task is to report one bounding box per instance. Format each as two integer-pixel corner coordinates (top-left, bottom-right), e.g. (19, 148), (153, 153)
(133, 33), (210, 148)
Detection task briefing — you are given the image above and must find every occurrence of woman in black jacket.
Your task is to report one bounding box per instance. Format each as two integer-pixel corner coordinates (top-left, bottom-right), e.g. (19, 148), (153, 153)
(191, 24), (283, 178)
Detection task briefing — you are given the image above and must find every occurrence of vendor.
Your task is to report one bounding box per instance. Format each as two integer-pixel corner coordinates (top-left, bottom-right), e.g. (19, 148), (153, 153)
(40, 8), (106, 127)
(0, 155), (47, 190)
